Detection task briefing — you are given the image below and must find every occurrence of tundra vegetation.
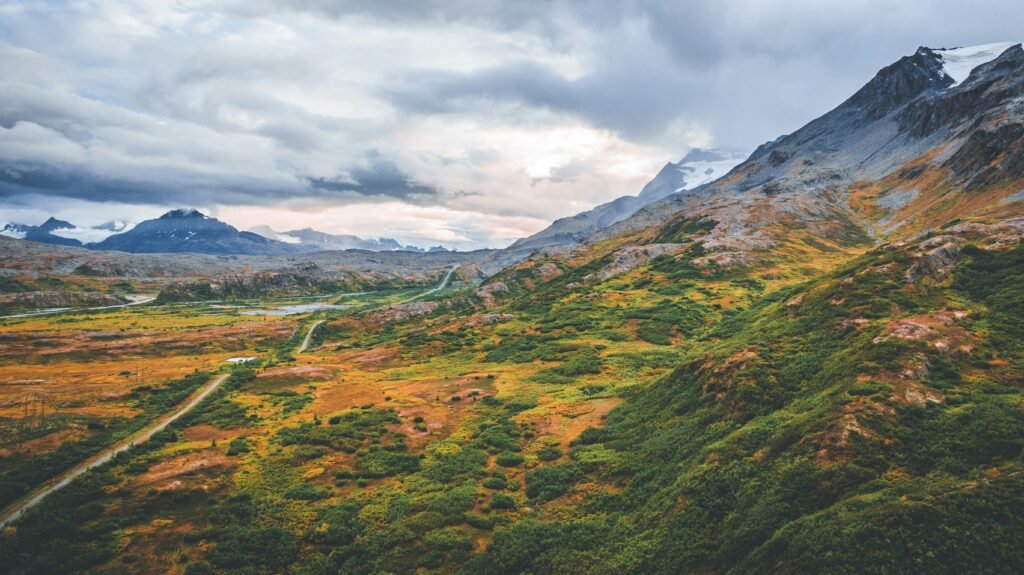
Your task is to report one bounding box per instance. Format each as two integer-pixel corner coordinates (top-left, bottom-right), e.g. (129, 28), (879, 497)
(0, 232), (1021, 575)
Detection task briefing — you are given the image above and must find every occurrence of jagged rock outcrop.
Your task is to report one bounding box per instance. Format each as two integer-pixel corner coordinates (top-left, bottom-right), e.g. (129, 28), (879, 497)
(906, 238), (961, 282)
(367, 301), (439, 324)
(0, 291), (125, 312)
(593, 244), (687, 280)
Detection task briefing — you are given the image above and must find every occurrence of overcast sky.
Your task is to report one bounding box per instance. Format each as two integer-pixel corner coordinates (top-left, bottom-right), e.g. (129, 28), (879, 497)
(1, 1), (1021, 249)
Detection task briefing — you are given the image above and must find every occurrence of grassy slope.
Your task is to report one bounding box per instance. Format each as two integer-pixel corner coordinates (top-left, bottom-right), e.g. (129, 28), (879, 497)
(1, 234), (1022, 574)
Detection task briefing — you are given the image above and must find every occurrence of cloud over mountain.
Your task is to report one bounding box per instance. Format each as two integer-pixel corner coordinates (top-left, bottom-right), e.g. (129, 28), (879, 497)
(2, 0), (1024, 248)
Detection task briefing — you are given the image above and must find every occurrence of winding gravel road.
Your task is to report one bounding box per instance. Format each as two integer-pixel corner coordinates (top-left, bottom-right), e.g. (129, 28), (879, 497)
(0, 296), (156, 320)
(401, 264), (459, 303)
(0, 373), (230, 528)
(297, 319), (326, 354)
(0, 264), (462, 526)
(296, 264), (459, 355)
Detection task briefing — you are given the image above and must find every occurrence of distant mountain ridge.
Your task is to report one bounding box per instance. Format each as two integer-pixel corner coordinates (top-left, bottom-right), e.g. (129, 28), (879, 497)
(92, 209), (297, 255)
(0, 217), (125, 247)
(249, 226), (447, 253)
(510, 148), (746, 250)
(2, 210), (452, 255)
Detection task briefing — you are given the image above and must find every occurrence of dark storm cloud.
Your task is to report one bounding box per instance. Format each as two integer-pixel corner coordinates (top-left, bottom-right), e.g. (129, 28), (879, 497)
(0, 157), (291, 206)
(351, 0), (1024, 148)
(3, 0), (1024, 247)
(307, 153), (438, 202)
(383, 47), (697, 142)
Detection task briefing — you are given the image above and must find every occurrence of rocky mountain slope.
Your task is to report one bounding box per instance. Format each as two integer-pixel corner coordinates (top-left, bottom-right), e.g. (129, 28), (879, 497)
(510, 148), (745, 250)
(423, 43), (1024, 574)
(584, 44), (1024, 271)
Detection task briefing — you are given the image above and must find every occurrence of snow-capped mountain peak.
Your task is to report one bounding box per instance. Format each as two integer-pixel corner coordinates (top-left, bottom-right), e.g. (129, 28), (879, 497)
(510, 148), (747, 250)
(161, 208), (208, 220)
(0, 223), (29, 239)
(936, 42), (1021, 86)
(672, 149), (747, 194)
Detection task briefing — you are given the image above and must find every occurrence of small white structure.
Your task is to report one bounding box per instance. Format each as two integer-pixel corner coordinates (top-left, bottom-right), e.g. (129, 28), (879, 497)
(225, 356), (258, 363)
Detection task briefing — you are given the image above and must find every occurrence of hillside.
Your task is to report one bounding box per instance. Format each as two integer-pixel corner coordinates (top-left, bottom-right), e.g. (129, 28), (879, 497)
(1, 43), (1023, 575)
(0, 234), (520, 312)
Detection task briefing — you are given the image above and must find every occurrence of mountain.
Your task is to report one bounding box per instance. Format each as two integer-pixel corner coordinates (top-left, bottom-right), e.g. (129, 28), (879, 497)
(1, 217), (132, 247)
(94, 209), (300, 255)
(0, 222), (32, 240)
(2, 213), (449, 255)
(510, 148), (746, 250)
(443, 42), (1024, 573)
(586, 43), (1024, 267)
(249, 226), (430, 252)
(5, 42), (1024, 575)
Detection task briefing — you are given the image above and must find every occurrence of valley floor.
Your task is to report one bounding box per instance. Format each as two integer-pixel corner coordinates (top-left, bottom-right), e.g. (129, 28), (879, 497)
(1, 232), (1023, 574)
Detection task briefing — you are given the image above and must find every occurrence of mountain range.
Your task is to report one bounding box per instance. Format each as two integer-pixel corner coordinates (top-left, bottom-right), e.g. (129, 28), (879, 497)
(2, 210), (449, 255)
(248, 225), (448, 253)
(4, 42), (1023, 273)
(571, 42), (1024, 268)
(1, 145), (746, 257)
(4, 42), (1024, 575)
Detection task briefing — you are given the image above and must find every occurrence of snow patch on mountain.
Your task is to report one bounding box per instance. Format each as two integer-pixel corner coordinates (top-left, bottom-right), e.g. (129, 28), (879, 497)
(1, 224), (28, 239)
(673, 153), (747, 193)
(49, 226), (122, 244)
(276, 234), (303, 244)
(937, 42), (1020, 86)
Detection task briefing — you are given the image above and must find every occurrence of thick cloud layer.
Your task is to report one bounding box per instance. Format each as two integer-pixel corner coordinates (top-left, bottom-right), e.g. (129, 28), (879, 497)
(0, 0), (1022, 248)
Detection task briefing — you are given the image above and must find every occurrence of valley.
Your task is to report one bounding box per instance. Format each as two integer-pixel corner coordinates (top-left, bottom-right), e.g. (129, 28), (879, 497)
(1, 37), (1024, 575)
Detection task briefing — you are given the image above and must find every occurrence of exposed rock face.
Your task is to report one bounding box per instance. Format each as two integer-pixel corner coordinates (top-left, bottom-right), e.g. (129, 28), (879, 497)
(945, 217), (1024, 248)
(906, 239), (961, 282)
(846, 47), (951, 121)
(367, 301), (439, 324)
(469, 313), (514, 326)
(475, 281), (509, 307)
(692, 251), (755, 268)
(594, 244), (687, 280)
(535, 262), (563, 280)
(874, 319), (936, 343)
(0, 291), (125, 312)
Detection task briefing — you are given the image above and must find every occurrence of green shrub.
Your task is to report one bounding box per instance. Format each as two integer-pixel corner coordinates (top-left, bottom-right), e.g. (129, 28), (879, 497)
(495, 452), (525, 467)
(226, 437), (251, 456)
(536, 447), (562, 461)
(489, 492), (517, 510)
(284, 484), (331, 501)
(525, 463), (583, 501)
